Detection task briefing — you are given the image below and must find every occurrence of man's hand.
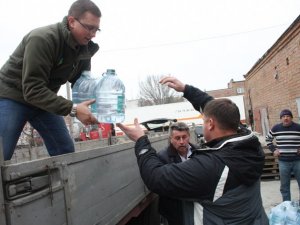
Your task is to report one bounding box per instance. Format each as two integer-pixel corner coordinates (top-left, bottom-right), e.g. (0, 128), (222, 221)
(273, 149), (280, 157)
(76, 99), (98, 126)
(117, 118), (145, 142)
(159, 76), (186, 92)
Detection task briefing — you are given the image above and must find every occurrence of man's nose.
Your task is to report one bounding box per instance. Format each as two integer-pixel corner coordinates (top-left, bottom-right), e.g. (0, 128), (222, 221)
(179, 137), (185, 142)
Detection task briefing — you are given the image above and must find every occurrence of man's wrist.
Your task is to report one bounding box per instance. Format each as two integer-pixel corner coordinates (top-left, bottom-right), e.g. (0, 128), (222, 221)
(135, 135), (151, 156)
(69, 104), (77, 117)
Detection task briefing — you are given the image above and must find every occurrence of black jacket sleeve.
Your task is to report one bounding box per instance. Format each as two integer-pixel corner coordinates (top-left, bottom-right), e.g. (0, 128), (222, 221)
(135, 136), (221, 201)
(183, 84), (214, 112)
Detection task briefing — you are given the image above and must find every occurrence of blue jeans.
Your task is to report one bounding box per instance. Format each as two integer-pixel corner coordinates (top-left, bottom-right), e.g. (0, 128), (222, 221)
(278, 159), (300, 201)
(0, 98), (74, 160)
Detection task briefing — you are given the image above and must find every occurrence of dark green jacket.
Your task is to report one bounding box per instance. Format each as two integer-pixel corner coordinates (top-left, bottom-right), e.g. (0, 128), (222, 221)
(0, 17), (99, 115)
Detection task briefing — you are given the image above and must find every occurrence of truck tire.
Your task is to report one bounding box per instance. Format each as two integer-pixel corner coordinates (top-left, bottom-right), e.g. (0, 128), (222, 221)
(126, 197), (161, 225)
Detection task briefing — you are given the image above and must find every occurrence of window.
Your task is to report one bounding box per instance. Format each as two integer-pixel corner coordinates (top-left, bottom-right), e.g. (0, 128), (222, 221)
(236, 87), (244, 94)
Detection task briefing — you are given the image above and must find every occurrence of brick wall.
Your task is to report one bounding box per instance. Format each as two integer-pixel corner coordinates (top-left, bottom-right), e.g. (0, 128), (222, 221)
(244, 16), (300, 133)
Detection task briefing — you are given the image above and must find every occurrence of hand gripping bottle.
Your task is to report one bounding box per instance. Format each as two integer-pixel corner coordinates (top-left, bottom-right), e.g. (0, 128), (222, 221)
(96, 69), (125, 123)
(77, 71), (99, 117)
(72, 71), (99, 125)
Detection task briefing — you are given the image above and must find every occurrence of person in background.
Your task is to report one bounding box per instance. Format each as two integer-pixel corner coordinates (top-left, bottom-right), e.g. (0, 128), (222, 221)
(0, 0), (101, 160)
(117, 76), (268, 225)
(158, 122), (197, 225)
(265, 109), (300, 201)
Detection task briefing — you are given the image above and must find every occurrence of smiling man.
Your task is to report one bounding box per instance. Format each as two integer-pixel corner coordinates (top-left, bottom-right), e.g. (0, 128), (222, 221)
(0, 0), (101, 160)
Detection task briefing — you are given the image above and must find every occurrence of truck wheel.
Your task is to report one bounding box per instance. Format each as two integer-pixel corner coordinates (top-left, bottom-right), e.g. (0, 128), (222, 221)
(126, 197), (160, 225)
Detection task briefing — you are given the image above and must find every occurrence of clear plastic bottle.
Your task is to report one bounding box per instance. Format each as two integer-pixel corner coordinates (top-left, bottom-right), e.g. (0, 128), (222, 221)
(72, 71), (99, 115)
(72, 74), (85, 123)
(96, 69), (125, 123)
(269, 203), (286, 225)
(78, 71), (99, 116)
(285, 201), (300, 225)
(72, 74), (85, 105)
(78, 70), (93, 103)
(90, 79), (99, 117)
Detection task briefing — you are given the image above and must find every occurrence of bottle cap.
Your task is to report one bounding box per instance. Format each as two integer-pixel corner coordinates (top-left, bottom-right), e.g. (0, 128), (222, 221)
(107, 69), (115, 74)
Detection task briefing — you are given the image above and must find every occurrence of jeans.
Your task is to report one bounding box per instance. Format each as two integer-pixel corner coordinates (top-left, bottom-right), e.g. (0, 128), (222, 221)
(0, 98), (74, 160)
(278, 159), (300, 201)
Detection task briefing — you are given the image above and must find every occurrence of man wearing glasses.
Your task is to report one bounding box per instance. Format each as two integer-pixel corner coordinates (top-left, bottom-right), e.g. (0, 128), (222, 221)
(0, 0), (101, 160)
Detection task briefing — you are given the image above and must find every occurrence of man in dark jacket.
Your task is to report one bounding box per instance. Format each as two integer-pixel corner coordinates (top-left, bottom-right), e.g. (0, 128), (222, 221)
(117, 77), (268, 225)
(158, 122), (197, 225)
(0, 0), (100, 160)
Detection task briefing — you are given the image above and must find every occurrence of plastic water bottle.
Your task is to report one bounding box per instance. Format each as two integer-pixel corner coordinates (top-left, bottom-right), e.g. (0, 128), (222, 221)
(78, 71), (93, 102)
(72, 75), (85, 104)
(285, 201), (300, 225)
(269, 203), (286, 225)
(72, 71), (99, 115)
(90, 79), (99, 117)
(78, 71), (99, 116)
(96, 69), (125, 123)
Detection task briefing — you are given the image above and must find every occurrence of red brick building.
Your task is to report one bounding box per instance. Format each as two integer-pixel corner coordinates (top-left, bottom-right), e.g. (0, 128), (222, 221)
(206, 79), (245, 98)
(244, 15), (300, 136)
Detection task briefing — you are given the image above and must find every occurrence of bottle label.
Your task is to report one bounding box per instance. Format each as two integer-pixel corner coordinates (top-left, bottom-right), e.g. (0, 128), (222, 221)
(117, 95), (125, 113)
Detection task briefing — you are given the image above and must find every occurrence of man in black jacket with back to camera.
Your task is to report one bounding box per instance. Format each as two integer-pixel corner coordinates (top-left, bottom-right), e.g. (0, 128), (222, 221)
(117, 77), (268, 225)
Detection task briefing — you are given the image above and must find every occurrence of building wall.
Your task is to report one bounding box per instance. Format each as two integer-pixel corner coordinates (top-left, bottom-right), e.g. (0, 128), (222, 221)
(206, 80), (245, 98)
(244, 15), (300, 134)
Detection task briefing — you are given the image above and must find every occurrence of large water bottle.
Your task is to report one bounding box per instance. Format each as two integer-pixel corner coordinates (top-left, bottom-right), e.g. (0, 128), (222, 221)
(77, 71), (93, 102)
(72, 75), (85, 104)
(78, 71), (99, 116)
(269, 203), (286, 225)
(72, 71), (99, 114)
(96, 69), (125, 123)
(90, 79), (99, 117)
(285, 201), (300, 225)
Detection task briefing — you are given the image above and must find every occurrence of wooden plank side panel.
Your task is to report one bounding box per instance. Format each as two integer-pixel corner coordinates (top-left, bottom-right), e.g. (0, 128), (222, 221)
(1, 135), (169, 225)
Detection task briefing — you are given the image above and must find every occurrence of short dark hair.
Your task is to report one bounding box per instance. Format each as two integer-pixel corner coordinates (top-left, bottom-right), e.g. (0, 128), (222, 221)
(204, 98), (240, 131)
(68, 0), (101, 19)
(169, 122), (190, 135)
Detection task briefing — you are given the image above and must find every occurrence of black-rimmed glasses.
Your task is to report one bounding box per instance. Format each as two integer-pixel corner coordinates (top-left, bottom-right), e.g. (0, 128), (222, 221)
(75, 18), (101, 34)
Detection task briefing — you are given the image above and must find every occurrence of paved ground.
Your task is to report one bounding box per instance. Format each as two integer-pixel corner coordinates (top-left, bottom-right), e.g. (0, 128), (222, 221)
(261, 179), (299, 215)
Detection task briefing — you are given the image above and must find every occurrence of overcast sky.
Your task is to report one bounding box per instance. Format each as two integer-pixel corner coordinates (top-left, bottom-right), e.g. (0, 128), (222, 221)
(1, 0), (300, 100)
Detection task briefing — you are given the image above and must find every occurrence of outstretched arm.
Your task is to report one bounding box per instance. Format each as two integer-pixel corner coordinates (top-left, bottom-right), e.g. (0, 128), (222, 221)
(160, 76), (186, 92)
(160, 76), (213, 112)
(117, 118), (145, 142)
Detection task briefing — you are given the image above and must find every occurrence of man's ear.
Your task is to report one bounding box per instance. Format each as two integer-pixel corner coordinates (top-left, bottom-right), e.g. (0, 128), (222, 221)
(68, 16), (76, 30)
(207, 118), (215, 131)
(168, 136), (172, 144)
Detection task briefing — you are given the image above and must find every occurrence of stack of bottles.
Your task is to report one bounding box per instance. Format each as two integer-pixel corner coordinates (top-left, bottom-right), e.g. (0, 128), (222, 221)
(71, 69), (125, 124)
(269, 201), (300, 225)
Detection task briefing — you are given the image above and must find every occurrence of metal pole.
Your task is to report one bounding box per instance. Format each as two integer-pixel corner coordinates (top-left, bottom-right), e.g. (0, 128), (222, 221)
(66, 82), (74, 139)
(0, 137), (8, 225)
(66, 82), (71, 101)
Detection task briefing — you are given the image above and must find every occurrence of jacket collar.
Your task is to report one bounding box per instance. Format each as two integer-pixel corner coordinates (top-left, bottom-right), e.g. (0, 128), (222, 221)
(197, 127), (254, 151)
